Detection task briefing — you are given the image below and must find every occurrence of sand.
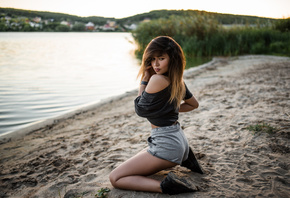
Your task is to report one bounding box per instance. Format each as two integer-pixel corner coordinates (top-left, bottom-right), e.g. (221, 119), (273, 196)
(0, 55), (289, 198)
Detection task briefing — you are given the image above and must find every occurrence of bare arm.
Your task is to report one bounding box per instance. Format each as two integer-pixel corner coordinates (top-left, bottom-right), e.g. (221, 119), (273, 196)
(138, 84), (146, 96)
(179, 95), (199, 112)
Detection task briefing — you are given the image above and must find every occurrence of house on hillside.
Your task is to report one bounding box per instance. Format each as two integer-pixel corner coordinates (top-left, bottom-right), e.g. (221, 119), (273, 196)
(33, 17), (41, 23)
(125, 23), (137, 30)
(60, 21), (69, 26)
(102, 24), (115, 31)
(60, 21), (72, 28)
(100, 20), (116, 31)
(29, 22), (41, 28)
(85, 22), (95, 30)
(44, 19), (54, 25)
(108, 21), (116, 27)
(4, 16), (11, 21)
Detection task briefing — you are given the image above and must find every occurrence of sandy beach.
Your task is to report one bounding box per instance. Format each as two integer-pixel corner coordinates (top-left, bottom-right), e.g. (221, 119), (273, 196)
(0, 55), (289, 198)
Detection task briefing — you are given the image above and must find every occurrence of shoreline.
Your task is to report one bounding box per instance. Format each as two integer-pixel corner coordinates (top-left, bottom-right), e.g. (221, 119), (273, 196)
(0, 89), (138, 142)
(0, 55), (289, 198)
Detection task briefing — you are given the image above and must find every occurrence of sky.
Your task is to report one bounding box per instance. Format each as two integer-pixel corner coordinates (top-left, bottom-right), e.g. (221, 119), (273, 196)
(0, 0), (289, 19)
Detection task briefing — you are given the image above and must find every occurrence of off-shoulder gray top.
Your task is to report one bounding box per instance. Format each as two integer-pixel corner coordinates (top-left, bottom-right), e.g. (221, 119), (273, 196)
(134, 83), (193, 126)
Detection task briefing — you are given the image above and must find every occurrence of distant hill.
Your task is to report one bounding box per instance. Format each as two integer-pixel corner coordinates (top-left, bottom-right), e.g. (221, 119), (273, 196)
(0, 7), (276, 25)
(118, 9), (276, 25)
(0, 8), (113, 25)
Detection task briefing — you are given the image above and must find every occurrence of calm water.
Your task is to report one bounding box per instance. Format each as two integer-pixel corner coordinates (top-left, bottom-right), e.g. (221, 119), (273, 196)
(0, 32), (140, 136)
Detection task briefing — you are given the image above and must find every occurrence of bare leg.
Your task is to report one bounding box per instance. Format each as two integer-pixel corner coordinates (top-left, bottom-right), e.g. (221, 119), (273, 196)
(109, 149), (177, 193)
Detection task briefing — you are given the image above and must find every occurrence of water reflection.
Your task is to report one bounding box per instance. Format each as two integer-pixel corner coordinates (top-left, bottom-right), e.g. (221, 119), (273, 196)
(0, 32), (140, 135)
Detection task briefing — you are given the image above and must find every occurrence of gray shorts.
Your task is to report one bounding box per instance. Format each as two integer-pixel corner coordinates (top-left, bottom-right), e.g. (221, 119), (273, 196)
(147, 122), (189, 164)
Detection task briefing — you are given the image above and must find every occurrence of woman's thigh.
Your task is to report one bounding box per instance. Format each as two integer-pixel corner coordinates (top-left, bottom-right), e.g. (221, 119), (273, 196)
(110, 149), (177, 182)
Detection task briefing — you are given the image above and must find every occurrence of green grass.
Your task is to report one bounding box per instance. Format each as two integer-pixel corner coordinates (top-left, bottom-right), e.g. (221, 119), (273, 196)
(247, 123), (277, 135)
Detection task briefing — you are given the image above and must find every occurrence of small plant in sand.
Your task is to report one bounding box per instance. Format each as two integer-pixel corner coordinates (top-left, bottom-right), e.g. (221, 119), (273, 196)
(247, 123), (277, 135)
(95, 187), (110, 198)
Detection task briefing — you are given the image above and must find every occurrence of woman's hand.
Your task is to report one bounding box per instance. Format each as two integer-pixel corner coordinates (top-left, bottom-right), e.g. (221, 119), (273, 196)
(179, 96), (199, 112)
(143, 66), (155, 82)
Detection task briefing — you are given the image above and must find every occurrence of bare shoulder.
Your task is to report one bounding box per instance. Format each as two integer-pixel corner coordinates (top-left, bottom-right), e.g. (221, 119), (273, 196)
(145, 74), (170, 93)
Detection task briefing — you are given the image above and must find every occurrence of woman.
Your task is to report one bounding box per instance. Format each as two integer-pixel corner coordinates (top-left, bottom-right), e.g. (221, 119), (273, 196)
(109, 36), (203, 195)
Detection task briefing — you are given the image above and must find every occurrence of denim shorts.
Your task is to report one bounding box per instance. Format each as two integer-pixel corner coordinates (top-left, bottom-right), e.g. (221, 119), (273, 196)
(147, 122), (189, 164)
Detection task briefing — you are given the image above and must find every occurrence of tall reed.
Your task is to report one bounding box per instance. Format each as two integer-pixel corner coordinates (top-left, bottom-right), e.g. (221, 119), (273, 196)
(132, 15), (290, 59)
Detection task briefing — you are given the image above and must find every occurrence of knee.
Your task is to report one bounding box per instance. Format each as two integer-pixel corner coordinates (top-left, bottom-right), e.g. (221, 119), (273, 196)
(109, 171), (118, 188)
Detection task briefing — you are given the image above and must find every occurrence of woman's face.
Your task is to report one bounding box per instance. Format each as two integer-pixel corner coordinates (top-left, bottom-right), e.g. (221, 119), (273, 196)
(151, 53), (170, 75)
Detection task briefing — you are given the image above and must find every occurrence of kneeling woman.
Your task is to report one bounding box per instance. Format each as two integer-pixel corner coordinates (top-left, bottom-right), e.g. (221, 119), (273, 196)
(109, 36), (203, 195)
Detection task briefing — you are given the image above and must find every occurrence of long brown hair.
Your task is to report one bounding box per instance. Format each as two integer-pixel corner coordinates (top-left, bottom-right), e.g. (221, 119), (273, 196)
(138, 36), (186, 107)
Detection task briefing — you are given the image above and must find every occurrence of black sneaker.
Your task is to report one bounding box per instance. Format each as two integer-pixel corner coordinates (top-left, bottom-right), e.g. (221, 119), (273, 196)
(181, 147), (204, 174)
(160, 172), (197, 195)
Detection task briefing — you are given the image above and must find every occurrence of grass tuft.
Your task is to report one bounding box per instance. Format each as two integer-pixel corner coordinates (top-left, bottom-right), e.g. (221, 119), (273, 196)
(95, 188), (110, 198)
(247, 123), (277, 135)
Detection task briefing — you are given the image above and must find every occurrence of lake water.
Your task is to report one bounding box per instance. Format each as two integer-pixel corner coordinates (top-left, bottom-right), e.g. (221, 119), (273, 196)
(0, 32), (140, 136)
